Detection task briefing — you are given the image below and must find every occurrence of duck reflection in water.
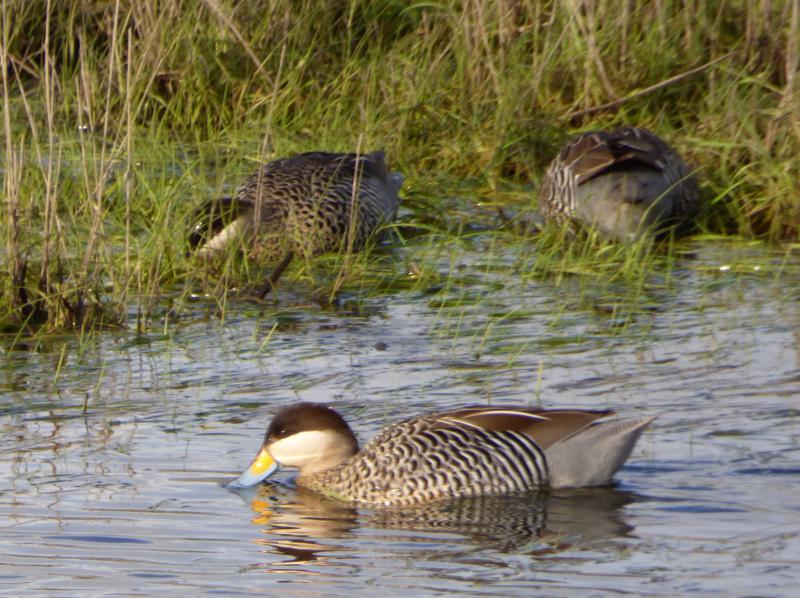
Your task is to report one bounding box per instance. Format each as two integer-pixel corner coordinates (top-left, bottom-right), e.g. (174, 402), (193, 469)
(232, 482), (638, 561)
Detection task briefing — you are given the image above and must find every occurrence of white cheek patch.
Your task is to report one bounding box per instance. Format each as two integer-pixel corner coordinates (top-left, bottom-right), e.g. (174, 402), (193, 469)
(269, 430), (342, 466)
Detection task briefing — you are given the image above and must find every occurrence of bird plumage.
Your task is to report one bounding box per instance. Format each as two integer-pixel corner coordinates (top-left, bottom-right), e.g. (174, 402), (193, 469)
(229, 403), (654, 506)
(538, 126), (699, 240)
(190, 150), (402, 290)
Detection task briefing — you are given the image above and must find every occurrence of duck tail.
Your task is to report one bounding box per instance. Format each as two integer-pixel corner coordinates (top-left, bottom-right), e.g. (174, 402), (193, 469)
(545, 415), (655, 488)
(361, 150), (403, 219)
(386, 171), (404, 197)
(358, 150), (403, 191)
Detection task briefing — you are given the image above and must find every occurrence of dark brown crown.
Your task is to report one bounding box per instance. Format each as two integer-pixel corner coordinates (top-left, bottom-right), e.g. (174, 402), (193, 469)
(265, 402), (359, 451)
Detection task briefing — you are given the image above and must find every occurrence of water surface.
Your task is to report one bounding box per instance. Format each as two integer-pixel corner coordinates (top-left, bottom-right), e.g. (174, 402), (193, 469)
(2, 237), (799, 596)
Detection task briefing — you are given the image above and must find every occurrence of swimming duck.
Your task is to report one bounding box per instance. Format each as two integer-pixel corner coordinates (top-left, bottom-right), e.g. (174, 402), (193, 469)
(538, 126), (699, 240)
(190, 150), (403, 293)
(228, 402), (655, 506)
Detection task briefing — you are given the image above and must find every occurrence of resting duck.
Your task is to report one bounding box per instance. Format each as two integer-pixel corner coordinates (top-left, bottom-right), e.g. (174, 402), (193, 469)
(190, 150), (402, 292)
(538, 126), (699, 240)
(228, 402), (654, 506)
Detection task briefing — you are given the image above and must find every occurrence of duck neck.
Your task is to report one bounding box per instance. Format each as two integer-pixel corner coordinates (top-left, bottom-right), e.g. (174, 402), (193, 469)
(296, 457), (355, 497)
(295, 444), (355, 476)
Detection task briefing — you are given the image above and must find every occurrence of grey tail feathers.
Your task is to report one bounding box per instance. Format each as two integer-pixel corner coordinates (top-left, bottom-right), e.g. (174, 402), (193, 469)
(362, 149), (403, 197)
(386, 172), (404, 196)
(545, 415), (655, 488)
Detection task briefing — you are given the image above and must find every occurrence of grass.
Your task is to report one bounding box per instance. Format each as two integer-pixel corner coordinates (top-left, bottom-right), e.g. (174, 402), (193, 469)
(1, 0), (799, 334)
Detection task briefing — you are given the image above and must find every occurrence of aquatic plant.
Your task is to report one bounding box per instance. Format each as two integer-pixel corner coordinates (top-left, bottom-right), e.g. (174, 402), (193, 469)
(1, 0), (798, 333)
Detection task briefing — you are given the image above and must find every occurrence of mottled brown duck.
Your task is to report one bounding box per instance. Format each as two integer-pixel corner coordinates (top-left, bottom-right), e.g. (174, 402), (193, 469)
(228, 402), (655, 506)
(190, 150), (402, 293)
(538, 126), (699, 240)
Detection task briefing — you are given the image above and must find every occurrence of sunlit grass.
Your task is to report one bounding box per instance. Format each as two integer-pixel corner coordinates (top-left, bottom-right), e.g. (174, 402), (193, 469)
(1, 0), (799, 335)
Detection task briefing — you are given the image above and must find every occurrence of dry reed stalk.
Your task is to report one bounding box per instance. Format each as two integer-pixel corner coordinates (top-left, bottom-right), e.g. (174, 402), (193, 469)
(780, 0), (799, 133)
(764, 0), (799, 150)
(328, 134), (365, 301)
(682, 0), (693, 53)
(80, 0), (123, 278)
(566, 51), (737, 120)
(125, 28), (133, 285)
(472, 0), (501, 97)
(253, 41), (287, 257)
(566, 0), (617, 103)
(39, 0), (60, 303)
(788, 3), (799, 99)
(653, 0), (667, 46)
(202, 0), (273, 88)
(619, 0), (630, 71)
(1, 0), (27, 320)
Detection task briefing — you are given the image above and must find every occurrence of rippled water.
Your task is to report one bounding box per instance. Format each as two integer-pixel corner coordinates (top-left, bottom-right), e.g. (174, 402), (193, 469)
(2, 238), (799, 596)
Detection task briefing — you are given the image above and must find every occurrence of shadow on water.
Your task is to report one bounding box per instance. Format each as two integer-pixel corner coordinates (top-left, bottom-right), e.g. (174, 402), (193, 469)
(235, 483), (638, 566)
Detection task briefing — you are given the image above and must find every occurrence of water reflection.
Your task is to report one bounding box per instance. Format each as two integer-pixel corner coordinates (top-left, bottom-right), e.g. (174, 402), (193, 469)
(2, 241), (799, 595)
(241, 483), (637, 560)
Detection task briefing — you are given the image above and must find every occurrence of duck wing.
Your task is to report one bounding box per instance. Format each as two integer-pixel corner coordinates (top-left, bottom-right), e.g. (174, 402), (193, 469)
(278, 150), (391, 185)
(434, 407), (612, 450)
(560, 127), (671, 186)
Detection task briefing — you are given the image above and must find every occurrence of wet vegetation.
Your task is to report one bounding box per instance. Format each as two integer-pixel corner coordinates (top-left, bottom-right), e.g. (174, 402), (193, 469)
(2, 0), (800, 334)
(3, 5), (800, 592)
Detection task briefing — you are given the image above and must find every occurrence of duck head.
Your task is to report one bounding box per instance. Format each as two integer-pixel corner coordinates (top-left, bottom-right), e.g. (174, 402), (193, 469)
(228, 402), (359, 489)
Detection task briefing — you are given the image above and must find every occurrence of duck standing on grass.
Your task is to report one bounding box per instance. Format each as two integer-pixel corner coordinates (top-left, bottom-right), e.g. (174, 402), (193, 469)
(538, 126), (700, 240)
(190, 150), (403, 295)
(228, 402), (655, 507)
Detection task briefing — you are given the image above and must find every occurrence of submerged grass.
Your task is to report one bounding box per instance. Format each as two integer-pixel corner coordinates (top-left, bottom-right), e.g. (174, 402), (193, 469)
(1, 0), (799, 334)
